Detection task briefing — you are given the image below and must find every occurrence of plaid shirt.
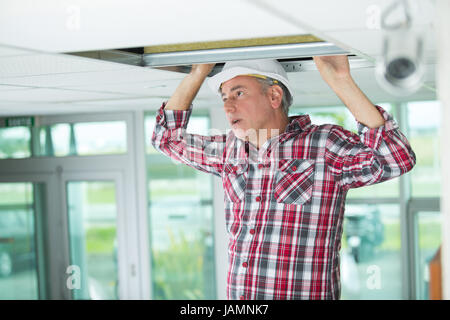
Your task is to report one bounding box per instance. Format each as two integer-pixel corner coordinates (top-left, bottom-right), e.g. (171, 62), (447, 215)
(151, 103), (416, 300)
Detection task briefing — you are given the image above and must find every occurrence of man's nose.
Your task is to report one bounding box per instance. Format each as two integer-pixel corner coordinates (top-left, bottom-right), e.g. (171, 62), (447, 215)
(223, 99), (236, 113)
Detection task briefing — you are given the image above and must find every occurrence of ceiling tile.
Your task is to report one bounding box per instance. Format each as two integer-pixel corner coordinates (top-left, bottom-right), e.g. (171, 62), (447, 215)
(0, 53), (129, 78)
(0, 84), (31, 91)
(64, 81), (175, 96)
(0, 66), (185, 87)
(0, 45), (35, 57)
(0, 87), (129, 103)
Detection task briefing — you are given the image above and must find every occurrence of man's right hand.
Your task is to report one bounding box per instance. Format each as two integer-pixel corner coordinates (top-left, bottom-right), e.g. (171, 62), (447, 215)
(165, 63), (216, 111)
(190, 63), (216, 77)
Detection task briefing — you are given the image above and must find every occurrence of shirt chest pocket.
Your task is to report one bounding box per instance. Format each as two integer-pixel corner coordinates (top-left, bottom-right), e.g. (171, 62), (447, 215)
(274, 159), (315, 205)
(222, 163), (248, 202)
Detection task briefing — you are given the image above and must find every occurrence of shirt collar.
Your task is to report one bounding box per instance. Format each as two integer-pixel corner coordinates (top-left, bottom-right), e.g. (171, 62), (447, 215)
(285, 114), (312, 133)
(228, 114), (312, 156)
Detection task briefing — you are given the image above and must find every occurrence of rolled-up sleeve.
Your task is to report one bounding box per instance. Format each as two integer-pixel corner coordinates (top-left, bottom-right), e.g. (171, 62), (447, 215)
(325, 105), (416, 189)
(151, 103), (226, 177)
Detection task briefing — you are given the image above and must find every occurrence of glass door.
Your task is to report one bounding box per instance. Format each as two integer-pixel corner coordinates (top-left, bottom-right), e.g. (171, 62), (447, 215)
(1, 111), (143, 299)
(0, 181), (47, 299)
(63, 172), (125, 300)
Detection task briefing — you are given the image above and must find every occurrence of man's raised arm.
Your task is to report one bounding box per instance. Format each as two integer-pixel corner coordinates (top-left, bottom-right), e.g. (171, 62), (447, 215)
(165, 63), (215, 111)
(151, 62), (226, 177)
(314, 55), (416, 189)
(313, 55), (385, 129)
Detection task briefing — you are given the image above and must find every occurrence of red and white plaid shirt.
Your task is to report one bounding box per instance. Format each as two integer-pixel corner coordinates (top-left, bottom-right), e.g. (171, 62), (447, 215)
(151, 103), (416, 300)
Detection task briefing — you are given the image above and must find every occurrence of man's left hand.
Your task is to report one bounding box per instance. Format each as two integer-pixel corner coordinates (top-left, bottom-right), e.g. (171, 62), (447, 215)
(313, 55), (385, 129)
(313, 55), (351, 84)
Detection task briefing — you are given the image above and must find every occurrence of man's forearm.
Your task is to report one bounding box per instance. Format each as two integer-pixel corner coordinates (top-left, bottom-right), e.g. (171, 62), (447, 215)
(328, 75), (385, 129)
(313, 56), (385, 129)
(165, 64), (214, 111)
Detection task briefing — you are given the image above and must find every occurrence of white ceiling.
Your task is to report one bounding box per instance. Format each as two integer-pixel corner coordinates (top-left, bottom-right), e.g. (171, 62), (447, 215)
(0, 0), (438, 116)
(0, 0), (307, 53)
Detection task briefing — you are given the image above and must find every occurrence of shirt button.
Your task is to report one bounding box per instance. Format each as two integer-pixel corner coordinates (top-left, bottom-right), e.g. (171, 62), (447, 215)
(249, 229), (255, 235)
(255, 196), (261, 202)
(240, 295), (245, 300)
(291, 165), (297, 171)
(242, 262), (248, 268)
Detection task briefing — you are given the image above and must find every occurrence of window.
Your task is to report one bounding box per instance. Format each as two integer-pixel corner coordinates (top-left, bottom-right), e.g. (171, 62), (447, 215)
(340, 203), (402, 299)
(145, 111), (216, 299)
(0, 119), (127, 159)
(406, 100), (442, 299)
(0, 127), (31, 159)
(39, 121), (127, 157)
(67, 181), (119, 300)
(407, 101), (441, 198)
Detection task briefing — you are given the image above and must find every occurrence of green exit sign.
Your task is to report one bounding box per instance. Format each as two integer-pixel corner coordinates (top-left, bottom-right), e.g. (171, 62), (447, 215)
(0, 117), (35, 128)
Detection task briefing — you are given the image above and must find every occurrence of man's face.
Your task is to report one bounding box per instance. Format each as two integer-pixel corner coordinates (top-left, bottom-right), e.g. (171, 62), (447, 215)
(220, 75), (275, 140)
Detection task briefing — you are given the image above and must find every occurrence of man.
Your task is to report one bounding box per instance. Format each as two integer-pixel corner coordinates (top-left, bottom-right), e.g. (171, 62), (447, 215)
(151, 56), (416, 299)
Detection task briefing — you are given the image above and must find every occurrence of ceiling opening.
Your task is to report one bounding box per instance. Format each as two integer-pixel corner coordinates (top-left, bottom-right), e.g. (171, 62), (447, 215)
(66, 34), (370, 77)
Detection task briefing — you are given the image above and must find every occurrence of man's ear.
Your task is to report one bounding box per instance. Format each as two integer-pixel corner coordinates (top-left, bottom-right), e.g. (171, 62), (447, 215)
(269, 85), (283, 110)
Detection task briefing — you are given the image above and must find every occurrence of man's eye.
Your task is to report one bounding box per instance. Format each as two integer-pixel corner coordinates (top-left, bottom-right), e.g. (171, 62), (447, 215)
(236, 91), (244, 97)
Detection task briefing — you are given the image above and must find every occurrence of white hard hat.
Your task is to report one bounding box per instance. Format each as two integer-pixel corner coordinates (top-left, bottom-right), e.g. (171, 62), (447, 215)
(207, 59), (293, 107)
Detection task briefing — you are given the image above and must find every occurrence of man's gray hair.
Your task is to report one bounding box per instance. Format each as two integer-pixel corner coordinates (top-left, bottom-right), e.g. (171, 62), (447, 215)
(255, 78), (290, 116)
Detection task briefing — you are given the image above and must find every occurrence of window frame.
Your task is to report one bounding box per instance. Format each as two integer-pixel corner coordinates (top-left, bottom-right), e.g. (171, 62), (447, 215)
(144, 108), (219, 299)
